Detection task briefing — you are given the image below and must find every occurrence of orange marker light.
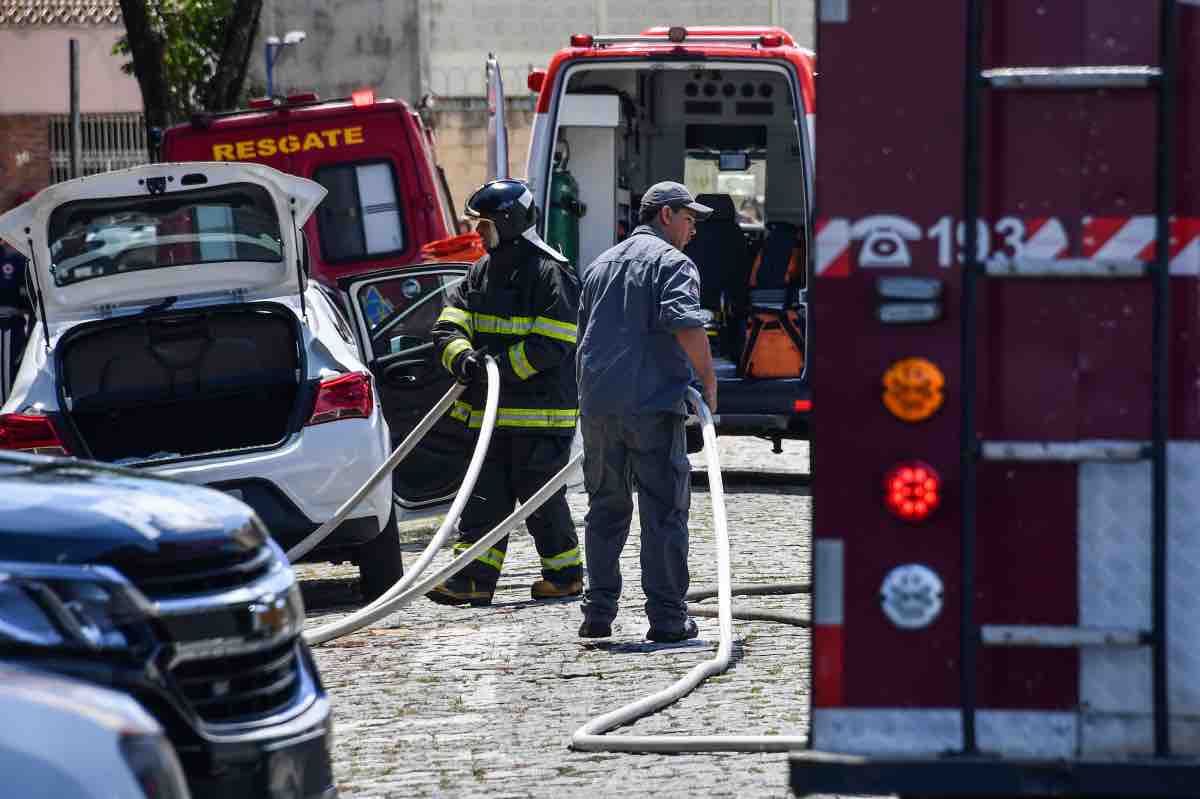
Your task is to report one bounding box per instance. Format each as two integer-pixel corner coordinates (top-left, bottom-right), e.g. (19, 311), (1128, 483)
(882, 357), (945, 422)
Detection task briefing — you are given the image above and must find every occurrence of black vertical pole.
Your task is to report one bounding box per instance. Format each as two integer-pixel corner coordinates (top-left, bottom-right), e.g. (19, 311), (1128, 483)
(69, 38), (81, 180)
(959, 0), (984, 756)
(1151, 0), (1176, 760)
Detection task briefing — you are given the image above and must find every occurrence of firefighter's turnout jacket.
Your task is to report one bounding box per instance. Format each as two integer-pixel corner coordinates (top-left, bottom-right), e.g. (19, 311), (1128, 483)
(432, 239), (579, 436)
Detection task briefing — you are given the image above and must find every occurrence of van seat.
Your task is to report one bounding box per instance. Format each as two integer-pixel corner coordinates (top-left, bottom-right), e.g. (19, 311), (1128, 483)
(684, 193), (751, 311)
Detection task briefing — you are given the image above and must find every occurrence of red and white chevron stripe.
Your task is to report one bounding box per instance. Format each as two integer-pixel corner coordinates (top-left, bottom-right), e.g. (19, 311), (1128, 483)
(1020, 217), (1069, 259)
(815, 217), (851, 278)
(1082, 216), (1200, 275)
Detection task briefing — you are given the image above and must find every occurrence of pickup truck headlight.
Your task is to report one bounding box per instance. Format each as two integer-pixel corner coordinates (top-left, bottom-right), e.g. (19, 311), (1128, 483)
(0, 562), (153, 651)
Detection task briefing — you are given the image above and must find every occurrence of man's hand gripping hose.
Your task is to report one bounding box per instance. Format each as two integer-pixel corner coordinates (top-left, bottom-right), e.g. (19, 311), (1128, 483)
(569, 387), (813, 754)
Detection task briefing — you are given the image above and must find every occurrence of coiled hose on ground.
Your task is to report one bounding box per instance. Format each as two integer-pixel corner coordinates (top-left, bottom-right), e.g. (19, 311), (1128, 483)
(569, 387), (812, 753)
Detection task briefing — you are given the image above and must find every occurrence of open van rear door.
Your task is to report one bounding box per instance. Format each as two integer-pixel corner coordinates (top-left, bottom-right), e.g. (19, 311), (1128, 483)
(341, 263), (474, 509)
(486, 54), (509, 180)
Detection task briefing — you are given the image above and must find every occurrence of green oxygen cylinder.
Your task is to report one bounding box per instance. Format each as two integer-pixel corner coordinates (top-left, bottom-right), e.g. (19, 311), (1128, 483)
(546, 156), (585, 266)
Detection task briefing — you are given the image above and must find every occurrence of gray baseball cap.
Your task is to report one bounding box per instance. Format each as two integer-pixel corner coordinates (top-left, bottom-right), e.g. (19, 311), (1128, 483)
(639, 181), (713, 219)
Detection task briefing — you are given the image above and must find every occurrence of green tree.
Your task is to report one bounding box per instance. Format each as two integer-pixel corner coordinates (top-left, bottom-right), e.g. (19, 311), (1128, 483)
(115, 0), (263, 149)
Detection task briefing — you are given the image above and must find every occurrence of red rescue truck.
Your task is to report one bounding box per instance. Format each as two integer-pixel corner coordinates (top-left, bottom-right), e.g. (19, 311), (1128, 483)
(793, 1), (1200, 796)
(520, 27), (816, 443)
(161, 91), (458, 287)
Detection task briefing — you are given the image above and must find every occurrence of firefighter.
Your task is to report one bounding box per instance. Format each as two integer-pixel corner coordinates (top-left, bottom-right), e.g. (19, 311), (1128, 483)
(426, 179), (583, 606)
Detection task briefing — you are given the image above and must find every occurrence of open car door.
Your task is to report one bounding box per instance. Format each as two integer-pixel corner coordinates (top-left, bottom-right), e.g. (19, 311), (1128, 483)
(342, 262), (474, 509)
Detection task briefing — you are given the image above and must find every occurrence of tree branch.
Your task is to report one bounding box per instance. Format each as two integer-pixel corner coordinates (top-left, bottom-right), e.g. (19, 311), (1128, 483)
(205, 0), (264, 111)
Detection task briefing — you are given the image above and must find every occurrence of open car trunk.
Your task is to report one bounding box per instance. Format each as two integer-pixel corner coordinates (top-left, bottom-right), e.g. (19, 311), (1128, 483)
(58, 306), (303, 463)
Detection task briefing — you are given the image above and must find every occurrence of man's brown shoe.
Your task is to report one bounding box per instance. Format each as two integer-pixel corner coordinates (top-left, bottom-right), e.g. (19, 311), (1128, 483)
(426, 576), (494, 607)
(530, 578), (583, 601)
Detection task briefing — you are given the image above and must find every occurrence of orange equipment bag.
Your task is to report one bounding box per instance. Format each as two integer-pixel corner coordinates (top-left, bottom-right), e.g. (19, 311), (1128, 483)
(739, 309), (805, 378)
(419, 232), (486, 263)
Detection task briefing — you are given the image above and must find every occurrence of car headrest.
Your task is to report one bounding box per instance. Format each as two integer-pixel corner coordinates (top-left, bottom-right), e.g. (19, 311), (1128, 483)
(694, 193), (736, 222)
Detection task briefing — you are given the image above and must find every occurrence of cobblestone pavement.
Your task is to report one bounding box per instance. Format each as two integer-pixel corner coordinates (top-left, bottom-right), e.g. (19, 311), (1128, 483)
(296, 437), (884, 798)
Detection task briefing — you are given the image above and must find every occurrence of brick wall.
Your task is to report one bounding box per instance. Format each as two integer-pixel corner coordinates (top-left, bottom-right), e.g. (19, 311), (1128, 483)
(0, 114), (50, 213)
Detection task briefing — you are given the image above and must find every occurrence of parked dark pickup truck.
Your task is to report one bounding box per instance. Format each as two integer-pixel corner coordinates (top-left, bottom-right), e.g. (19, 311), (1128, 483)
(0, 451), (335, 799)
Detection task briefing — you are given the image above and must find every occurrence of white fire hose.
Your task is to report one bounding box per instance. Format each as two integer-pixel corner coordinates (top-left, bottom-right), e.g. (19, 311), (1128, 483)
(302, 356), (501, 645)
(286, 376), (471, 563)
(569, 387), (810, 753)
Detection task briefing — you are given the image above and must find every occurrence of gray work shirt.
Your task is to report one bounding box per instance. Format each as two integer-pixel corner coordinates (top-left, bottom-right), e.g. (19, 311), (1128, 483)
(576, 225), (705, 416)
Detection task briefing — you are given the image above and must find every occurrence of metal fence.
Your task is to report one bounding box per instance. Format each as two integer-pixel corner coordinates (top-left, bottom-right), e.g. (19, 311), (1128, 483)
(48, 113), (150, 183)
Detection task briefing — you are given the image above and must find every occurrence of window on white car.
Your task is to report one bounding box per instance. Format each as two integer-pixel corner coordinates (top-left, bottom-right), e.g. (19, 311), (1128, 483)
(314, 160), (406, 263)
(357, 271), (466, 358)
(46, 183), (283, 287)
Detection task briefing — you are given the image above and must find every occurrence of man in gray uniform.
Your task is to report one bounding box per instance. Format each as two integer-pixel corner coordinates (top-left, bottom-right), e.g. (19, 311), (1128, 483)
(575, 181), (718, 642)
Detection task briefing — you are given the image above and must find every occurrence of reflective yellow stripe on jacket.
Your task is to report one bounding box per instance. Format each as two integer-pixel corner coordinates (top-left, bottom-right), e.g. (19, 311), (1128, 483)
(441, 338), (472, 373)
(472, 313), (534, 336)
(469, 312), (577, 344)
(448, 401), (576, 430)
(437, 306), (474, 337)
(508, 341), (538, 380)
(530, 315), (578, 344)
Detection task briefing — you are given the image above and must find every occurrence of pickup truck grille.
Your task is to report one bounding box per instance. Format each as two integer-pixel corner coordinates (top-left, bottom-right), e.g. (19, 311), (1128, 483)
(171, 640), (300, 723)
(105, 545), (275, 600)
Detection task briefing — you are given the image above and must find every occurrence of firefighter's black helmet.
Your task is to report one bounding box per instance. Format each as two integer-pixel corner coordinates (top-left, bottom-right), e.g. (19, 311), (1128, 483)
(464, 179), (539, 243)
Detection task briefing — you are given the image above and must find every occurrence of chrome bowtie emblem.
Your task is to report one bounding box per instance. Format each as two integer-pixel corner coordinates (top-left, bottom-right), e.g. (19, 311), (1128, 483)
(248, 595), (290, 638)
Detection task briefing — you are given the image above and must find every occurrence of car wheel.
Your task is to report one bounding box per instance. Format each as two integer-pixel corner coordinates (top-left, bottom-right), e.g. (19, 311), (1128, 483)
(357, 511), (404, 602)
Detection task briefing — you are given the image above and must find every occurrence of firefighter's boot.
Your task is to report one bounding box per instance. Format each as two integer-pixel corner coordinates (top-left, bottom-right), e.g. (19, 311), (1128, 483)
(426, 575), (494, 607)
(530, 578), (584, 601)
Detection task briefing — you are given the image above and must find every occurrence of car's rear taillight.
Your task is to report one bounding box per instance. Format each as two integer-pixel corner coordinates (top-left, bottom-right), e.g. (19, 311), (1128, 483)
(0, 413), (69, 454)
(883, 460), (941, 521)
(306, 372), (374, 426)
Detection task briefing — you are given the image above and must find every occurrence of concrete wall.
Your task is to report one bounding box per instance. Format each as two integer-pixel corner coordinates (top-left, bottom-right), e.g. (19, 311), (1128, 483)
(426, 100), (536, 213)
(253, 0), (423, 102)
(426, 0), (815, 98)
(0, 26), (141, 114)
(236, 0), (816, 220)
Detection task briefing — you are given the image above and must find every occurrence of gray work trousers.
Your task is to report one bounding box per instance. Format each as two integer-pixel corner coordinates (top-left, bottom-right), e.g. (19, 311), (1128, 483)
(579, 412), (691, 632)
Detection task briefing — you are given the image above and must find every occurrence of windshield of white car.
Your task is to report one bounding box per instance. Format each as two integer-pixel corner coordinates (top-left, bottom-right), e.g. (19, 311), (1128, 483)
(46, 183), (284, 287)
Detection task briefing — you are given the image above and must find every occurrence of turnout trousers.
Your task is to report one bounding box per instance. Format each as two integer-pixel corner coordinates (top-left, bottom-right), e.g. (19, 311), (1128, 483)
(455, 434), (582, 588)
(579, 413), (691, 631)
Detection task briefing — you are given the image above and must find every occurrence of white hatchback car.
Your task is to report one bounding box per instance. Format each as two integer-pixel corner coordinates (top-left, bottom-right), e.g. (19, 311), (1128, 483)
(0, 162), (402, 598)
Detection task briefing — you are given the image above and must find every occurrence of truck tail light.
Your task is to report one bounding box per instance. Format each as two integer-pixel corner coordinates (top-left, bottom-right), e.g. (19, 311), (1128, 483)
(883, 357), (945, 422)
(351, 88), (375, 108)
(306, 372), (374, 426)
(884, 461), (941, 521)
(0, 413), (70, 455)
(794, 399), (813, 412)
(570, 34), (594, 47)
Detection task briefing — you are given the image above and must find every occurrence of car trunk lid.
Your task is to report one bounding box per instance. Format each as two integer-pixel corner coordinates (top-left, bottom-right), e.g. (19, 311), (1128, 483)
(0, 162), (324, 326)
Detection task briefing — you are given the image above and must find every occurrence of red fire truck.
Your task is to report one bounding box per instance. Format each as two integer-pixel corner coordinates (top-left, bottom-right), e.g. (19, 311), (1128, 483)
(519, 26), (816, 443)
(161, 91), (458, 287)
(793, 1), (1199, 796)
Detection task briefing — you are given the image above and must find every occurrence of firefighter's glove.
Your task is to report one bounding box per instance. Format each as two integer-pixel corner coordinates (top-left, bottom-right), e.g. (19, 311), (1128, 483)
(452, 348), (486, 386)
